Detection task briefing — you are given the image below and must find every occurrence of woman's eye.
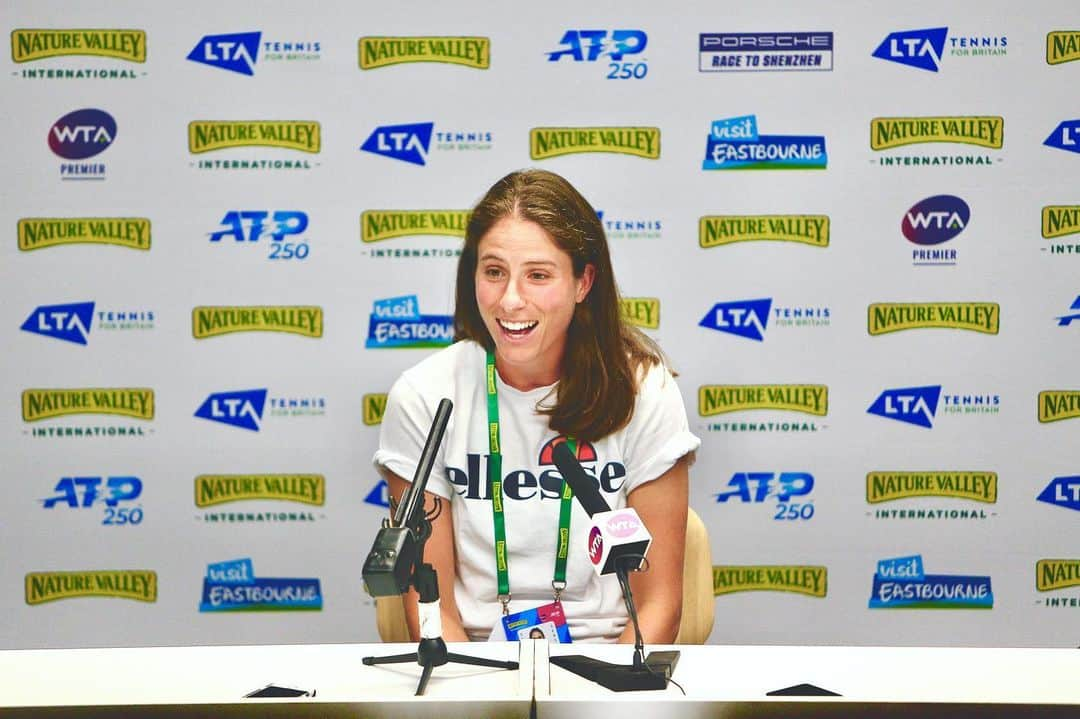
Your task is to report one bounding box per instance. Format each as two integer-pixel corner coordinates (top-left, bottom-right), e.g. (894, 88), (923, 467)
(484, 267), (504, 279)
(529, 272), (549, 281)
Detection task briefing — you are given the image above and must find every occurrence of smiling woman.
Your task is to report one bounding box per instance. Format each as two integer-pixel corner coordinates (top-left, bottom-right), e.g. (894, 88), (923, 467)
(373, 169), (699, 644)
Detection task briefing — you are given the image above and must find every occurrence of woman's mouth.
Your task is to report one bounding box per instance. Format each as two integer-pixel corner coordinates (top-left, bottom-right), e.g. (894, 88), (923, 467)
(497, 319), (538, 337)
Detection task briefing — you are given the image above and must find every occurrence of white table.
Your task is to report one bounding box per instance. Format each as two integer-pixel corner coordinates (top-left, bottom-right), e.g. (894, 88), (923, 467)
(1, 642), (1077, 717)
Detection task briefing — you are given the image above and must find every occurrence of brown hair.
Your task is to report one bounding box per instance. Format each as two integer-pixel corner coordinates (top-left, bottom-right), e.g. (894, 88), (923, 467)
(454, 169), (663, 442)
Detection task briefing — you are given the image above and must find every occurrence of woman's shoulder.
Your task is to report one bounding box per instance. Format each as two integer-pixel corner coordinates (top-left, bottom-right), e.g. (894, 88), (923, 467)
(397, 339), (485, 393)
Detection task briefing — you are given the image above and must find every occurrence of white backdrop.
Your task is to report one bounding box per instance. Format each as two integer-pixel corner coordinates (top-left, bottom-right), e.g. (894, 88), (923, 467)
(1, 0), (1078, 649)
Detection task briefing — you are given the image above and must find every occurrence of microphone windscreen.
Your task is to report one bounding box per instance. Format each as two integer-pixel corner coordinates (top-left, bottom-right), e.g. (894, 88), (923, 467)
(552, 441), (611, 517)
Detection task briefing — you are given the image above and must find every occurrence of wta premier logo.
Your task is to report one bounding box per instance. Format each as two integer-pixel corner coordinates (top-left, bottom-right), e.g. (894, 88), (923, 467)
(359, 36), (490, 69)
(530, 127), (660, 160)
(620, 298), (659, 329)
(199, 558), (322, 612)
(1038, 391), (1080, 423)
(49, 108), (115, 180)
(11, 29), (146, 80)
(25, 570), (156, 605)
(192, 306), (323, 339)
(18, 217), (150, 251)
(703, 115), (826, 170)
(869, 555), (992, 609)
(713, 565), (827, 598)
(699, 215), (829, 248)
(871, 116), (1003, 168)
(365, 295), (453, 349)
(189, 121), (320, 171)
(867, 471), (997, 521)
(1047, 32), (1080, 65)
(867, 303), (999, 335)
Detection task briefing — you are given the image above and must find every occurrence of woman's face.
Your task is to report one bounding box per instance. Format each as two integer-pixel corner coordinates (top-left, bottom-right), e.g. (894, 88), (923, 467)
(475, 216), (594, 389)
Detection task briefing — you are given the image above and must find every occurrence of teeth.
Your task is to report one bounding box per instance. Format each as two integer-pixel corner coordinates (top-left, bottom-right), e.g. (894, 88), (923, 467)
(499, 320), (537, 331)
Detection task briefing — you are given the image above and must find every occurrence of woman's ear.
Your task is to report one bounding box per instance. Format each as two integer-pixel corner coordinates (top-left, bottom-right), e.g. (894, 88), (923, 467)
(576, 263), (596, 303)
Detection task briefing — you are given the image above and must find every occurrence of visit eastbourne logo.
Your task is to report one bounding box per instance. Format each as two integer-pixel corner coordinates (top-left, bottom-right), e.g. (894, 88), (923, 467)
(199, 558), (321, 612)
(365, 295), (453, 348)
(869, 555), (992, 609)
(703, 115), (826, 170)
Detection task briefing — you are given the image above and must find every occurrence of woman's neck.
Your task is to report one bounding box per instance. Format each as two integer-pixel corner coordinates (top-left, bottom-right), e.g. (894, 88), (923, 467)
(494, 354), (559, 392)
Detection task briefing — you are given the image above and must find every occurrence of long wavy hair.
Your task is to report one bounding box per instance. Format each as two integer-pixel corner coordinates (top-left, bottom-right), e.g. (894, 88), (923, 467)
(454, 169), (663, 442)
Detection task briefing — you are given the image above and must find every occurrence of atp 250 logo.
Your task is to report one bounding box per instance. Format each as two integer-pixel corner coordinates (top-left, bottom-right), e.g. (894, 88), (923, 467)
(547, 30), (648, 79)
(41, 476), (144, 526)
(715, 472), (815, 520)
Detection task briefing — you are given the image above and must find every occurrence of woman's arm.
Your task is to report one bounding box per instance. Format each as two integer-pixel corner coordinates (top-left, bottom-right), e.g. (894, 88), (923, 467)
(385, 471), (470, 642)
(616, 455), (689, 645)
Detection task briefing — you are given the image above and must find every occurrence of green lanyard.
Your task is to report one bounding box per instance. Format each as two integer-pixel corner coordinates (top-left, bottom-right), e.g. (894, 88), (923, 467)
(485, 350), (575, 614)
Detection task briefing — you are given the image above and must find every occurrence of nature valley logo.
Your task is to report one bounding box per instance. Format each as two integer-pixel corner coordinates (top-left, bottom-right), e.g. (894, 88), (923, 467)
(25, 570), (156, 605)
(1037, 559), (1080, 592)
(699, 215), (829, 248)
(363, 393), (388, 426)
(361, 210), (469, 243)
(871, 117), (1003, 150)
(699, 385), (827, 417)
(1042, 206), (1080, 256)
(359, 36), (490, 69)
(195, 474), (325, 507)
(22, 388), (154, 422)
(713, 565), (827, 597)
(18, 217), (150, 251)
(192, 306), (323, 339)
(12, 29), (146, 63)
(530, 127), (660, 160)
(620, 298), (659, 329)
(868, 303), (999, 335)
(870, 116), (1002, 168)
(867, 471), (997, 504)
(188, 121), (320, 154)
(1038, 390), (1080, 423)
(1047, 32), (1080, 65)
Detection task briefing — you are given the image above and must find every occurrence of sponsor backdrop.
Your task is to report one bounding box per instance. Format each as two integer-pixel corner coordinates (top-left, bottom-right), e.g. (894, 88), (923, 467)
(1, 0), (1078, 649)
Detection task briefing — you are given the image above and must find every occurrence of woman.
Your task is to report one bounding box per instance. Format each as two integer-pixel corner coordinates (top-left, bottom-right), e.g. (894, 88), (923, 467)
(374, 169), (699, 643)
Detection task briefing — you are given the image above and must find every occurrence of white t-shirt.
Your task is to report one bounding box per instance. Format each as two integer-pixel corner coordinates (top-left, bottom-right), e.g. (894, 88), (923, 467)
(373, 340), (700, 642)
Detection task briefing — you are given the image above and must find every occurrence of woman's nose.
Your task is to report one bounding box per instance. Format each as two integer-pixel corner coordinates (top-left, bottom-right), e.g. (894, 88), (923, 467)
(499, 276), (526, 312)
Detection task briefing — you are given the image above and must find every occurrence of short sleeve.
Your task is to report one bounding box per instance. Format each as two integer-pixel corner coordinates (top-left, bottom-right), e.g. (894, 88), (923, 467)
(372, 374), (454, 500)
(620, 363), (701, 494)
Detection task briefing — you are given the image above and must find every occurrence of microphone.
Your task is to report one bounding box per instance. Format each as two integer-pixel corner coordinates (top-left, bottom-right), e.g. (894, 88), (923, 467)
(551, 442), (652, 576)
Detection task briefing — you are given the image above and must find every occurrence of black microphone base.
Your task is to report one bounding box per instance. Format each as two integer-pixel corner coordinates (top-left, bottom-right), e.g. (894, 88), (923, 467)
(550, 655), (668, 692)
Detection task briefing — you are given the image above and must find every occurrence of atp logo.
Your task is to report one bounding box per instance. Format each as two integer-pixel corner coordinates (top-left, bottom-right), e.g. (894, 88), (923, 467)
(867, 385), (942, 428)
(699, 299), (771, 341)
(360, 122), (433, 166)
(1036, 476), (1080, 512)
(187, 32), (260, 75)
(41, 476), (144, 526)
(195, 389), (267, 431)
(49, 109), (116, 160)
(1044, 120), (1080, 154)
(547, 30), (647, 61)
(1057, 296), (1080, 327)
(546, 30), (648, 79)
(715, 472), (816, 521)
(21, 302), (94, 345)
(872, 28), (948, 71)
(902, 195), (969, 245)
(210, 211), (308, 242)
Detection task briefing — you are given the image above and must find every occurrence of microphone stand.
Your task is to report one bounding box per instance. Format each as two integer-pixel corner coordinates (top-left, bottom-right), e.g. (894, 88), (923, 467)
(362, 506), (518, 696)
(362, 399), (518, 696)
(548, 557), (671, 692)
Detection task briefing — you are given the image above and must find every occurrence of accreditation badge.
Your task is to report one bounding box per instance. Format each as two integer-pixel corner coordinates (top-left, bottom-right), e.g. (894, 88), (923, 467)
(501, 601), (572, 643)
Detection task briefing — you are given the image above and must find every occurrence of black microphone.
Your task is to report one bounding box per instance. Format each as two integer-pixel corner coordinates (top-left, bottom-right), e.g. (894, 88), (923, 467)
(552, 442), (652, 575)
